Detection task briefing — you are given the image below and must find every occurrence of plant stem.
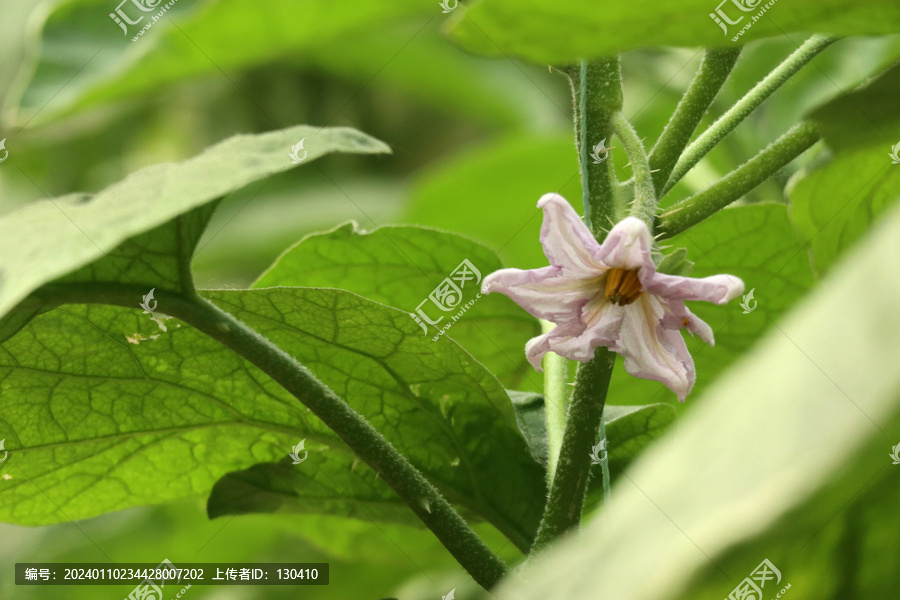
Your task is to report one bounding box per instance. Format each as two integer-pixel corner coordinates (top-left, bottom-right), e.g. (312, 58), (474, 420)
(576, 57), (623, 237)
(657, 120), (820, 238)
(649, 47), (742, 193)
(531, 58), (621, 554)
(531, 349), (615, 553)
(613, 112), (657, 231)
(541, 321), (570, 485)
(662, 35), (833, 195)
(35, 284), (509, 590)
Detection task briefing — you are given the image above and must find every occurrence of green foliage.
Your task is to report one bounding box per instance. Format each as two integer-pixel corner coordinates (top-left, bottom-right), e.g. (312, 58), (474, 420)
(14, 0), (429, 125)
(204, 287), (545, 548)
(3, 0), (900, 596)
(0, 125), (389, 337)
(447, 0), (900, 63)
(254, 222), (540, 389)
(790, 63), (900, 274)
(492, 202), (900, 600)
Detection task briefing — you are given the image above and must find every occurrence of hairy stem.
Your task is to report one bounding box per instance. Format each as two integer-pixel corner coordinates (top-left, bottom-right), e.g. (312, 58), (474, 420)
(663, 35), (833, 194)
(542, 321), (570, 484)
(613, 112), (657, 231)
(531, 349), (616, 553)
(649, 47), (742, 193)
(34, 284), (509, 590)
(531, 58), (622, 554)
(657, 120), (820, 238)
(576, 57), (623, 237)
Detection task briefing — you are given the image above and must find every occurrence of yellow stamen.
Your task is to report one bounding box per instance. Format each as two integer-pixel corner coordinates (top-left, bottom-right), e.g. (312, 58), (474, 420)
(604, 268), (642, 306)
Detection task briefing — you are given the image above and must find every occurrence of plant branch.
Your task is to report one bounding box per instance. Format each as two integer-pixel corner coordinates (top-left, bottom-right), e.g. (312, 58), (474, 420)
(649, 47), (742, 193)
(575, 57), (623, 237)
(662, 35), (833, 195)
(33, 283), (509, 590)
(531, 349), (615, 553)
(657, 120), (821, 238)
(613, 112), (657, 231)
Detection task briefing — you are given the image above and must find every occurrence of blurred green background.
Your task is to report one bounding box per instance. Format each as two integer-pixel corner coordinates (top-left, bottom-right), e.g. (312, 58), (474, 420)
(1, 0), (899, 598)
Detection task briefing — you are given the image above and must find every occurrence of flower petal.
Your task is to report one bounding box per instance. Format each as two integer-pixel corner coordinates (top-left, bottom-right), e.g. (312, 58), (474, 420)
(525, 320), (587, 371)
(659, 299), (715, 345)
(596, 216), (655, 271)
(645, 272), (744, 305)
(612, 294), (696, 401)
(525, 299), (625, 369)
(483, 265), (597, 324)
(537, 193), (604, 276)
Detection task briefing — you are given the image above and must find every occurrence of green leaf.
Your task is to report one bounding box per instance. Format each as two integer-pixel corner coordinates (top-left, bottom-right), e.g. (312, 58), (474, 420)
(255, 222), (540, 390)
(607, 203), (815, 404)
(508, 390), (548, 465)
(0, 125), (389, 338)
(807, 62), (900, 150)
(789, 63), (900, 274)
(0, 287), (546, 551)
(492, 202), (900, 600)
(205, 287), (546, 550)
(788, 150), (900, 275)
(207, 455), (424, 526)
(507, 392), (677, 475)
(12, 0), (429, 125)
(446, 0), (900, 63)
(656, 247), (694, 276)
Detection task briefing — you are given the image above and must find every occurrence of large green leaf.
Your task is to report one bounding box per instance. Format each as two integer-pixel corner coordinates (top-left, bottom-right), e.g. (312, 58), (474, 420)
(493, 201), (900, 600)
(607, 203), (815, 405)
(789, 63), (900, 274)
(254, 222), (540, 390)
(0, 287), (546, 551)
(12, 0), (431, 126)
(446, 0), (900, 63)
(0, 124), (389, 338)
(205, 287), (545, 549)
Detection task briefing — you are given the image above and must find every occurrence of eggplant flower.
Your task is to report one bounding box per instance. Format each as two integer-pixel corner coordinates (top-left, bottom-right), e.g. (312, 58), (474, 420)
(483, 193), (744, 401)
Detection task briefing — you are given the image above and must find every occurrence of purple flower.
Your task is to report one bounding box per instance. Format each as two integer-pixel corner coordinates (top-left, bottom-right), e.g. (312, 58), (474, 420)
(483, 194), (744, 401)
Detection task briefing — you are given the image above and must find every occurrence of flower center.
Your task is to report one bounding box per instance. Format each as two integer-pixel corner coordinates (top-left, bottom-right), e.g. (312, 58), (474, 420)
(604, 268), (642, 306)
